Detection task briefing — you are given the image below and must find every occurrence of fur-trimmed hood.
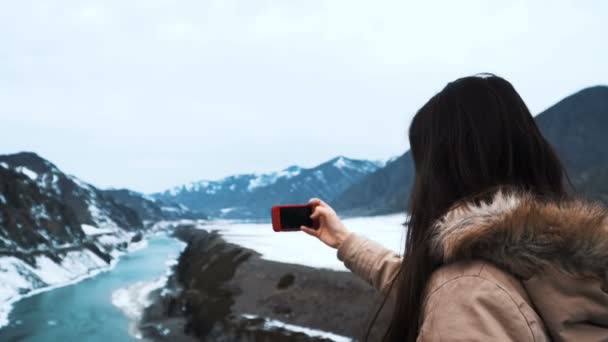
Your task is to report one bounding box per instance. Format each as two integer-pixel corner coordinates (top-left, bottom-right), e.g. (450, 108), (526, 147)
(430, 191), (608, 289)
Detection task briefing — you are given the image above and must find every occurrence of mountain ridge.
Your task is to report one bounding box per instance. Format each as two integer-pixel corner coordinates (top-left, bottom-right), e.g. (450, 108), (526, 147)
(154, 156), (384, 219)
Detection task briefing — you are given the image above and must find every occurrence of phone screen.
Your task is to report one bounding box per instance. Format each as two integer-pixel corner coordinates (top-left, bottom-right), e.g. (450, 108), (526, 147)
(280, 206), (314, 229)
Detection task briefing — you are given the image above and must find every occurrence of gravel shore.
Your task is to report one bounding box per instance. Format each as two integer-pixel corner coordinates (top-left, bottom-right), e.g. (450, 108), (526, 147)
(140, 227), (393, 341)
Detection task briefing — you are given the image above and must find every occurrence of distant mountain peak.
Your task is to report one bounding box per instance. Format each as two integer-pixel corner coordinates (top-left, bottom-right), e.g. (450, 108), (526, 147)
(247, 165), (303, 191)
(332, 156), (349, 168)
(155, 155), (382, 219)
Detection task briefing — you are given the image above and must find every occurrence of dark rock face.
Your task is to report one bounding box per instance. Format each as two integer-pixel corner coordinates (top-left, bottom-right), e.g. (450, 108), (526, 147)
(0, 152), (141, 231)
(0, 152), (148, 273)
(130, 232), (144, 243)
(142, 228), (392, 341)
(154, 157), (382, 220)
(333, 153), (414, 216)
(534, 86), (608, 201)
(276, 274), (295, 290)
(333, 85), (608, 214)
(0, 166), (83, 252)
(0, 152), (207, 257)
(176, 230), (253, 337)
(103, 189), (166, 222)
(535, 86), (608, 175)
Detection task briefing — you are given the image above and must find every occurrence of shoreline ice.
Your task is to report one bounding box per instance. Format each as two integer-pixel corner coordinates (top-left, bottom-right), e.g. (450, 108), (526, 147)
(0, 235), (149, 329)
(242, 314), (352, 342)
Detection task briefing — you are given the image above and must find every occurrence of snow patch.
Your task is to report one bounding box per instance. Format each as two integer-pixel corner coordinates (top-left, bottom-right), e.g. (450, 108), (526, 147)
(276, 166), (301, 179)
(81, 224), (116, 236)
(159, 207), (178, 214)
(314, 170), (326, 183)
(333, 157), (348, 169)
(112, 276), (167, 338)
(0, 162), (8, 169)
(0, 193), (6, 205)
(69, 176), (93, 191)
(39, 173), (62, 195)
(247, 167), (301, 191)
(142, 194), (156, 202)
(87, 201), (118, 228)
(242, 314), (352, 342)
(128, 239), (149, 252)
(220, 207), (236, 215)
(34, 250), (107, 285)
(31, 204), (50, 221)
(16, 166), (38, 180)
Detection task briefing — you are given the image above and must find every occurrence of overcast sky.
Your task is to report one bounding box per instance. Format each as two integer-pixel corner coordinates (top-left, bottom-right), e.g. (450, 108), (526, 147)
(1, 1), (607, 193)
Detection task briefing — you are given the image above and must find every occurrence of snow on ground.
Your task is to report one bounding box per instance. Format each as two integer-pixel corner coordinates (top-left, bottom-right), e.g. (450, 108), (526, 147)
(30, 204), (50, 221)
(81, 224), (117, 236)
(0, 251), (113, 328)
(242, 314), (352, 342)
(112, 277), (168, 339)
(333, 157), (348, 169)
(69, 175), (93, 191)
(211, 214), (407, 271)
(15, 166), (38, 180)
(220, 207), (236, 215)
(148, 219), (208, 231)
(33, 250), (107, 285)
(128, 239), (149, 253)
(248, 167), (301, 191)
(88, 201), (119, 228)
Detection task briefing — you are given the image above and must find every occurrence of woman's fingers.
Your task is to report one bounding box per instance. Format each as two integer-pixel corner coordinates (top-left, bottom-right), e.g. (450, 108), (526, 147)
(309, 198), (329, 208)
(310, 206), (328, 220)
(309, 198), (321, 206)
(301, 226), (318, 236)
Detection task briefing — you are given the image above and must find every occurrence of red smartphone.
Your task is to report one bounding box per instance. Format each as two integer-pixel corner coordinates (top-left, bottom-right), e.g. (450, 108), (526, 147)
(271, 204), (320, 232)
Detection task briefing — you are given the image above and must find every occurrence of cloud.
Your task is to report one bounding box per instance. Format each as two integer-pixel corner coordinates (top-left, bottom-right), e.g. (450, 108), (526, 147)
(0, 0), (606, 192)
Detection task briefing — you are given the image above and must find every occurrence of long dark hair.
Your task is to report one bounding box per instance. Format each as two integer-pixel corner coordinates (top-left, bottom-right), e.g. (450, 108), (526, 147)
(382, 74), (568, 341)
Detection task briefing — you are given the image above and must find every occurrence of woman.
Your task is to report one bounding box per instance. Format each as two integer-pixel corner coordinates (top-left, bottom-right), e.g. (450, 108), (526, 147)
(301, 75), (608, 341)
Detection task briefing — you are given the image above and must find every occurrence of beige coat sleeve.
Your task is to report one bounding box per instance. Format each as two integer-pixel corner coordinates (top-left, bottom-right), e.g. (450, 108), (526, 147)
(418, 275), (536, 342)
(336, 233), (402, 294)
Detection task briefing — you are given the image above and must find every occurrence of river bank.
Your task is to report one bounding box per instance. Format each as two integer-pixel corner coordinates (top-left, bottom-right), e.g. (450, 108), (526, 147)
(140, 227), (394, 341)
(0, 227), (149, 329)
(0, 234), (184, 341)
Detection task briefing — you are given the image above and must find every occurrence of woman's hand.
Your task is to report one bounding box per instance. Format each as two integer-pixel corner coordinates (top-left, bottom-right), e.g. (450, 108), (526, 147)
(301, 198), (350, 249)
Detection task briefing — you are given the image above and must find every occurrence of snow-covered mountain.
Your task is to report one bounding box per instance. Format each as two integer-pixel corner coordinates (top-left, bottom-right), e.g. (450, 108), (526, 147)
(154, 156), (383, 219)
(0, 152), (142, 234)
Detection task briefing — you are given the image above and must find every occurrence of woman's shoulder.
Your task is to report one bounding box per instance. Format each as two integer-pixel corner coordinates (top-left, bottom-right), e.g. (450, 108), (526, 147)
(420, 260), (549, 341)
(427, 260), (525, 296)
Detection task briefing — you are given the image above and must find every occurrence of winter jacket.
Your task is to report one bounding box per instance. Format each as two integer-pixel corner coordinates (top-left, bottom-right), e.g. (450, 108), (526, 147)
(337, 191), (608, 341)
